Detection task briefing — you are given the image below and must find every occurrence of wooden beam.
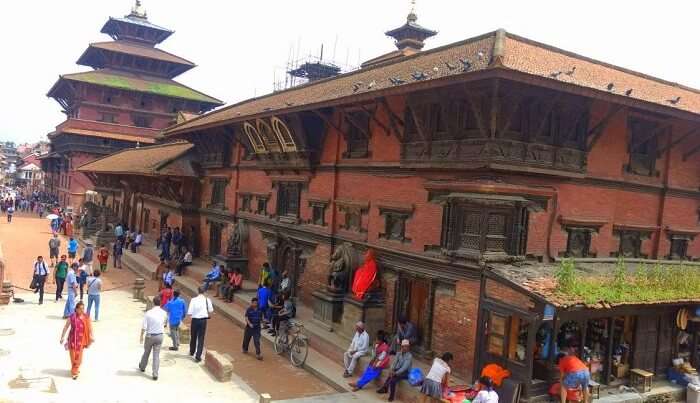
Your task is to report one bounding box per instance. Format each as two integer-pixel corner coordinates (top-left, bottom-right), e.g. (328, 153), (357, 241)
(490, 79), (500, 139)
(379, 98), (404, 141)
(342, 109), (370, 138)
(466, 94), (488, 138)
(499, 93), (524, 136)
(629, 124), (671, 153)
(587, 105), (626, 151)
(683, 142), (700, 161)
(657, 126), (699, 157)
(358, 104), (390, 136)
(378, 97), (404, 127)
(312, 109), (347, 137)
(407, 104), (428, 141)
(533, 94), (563, 139)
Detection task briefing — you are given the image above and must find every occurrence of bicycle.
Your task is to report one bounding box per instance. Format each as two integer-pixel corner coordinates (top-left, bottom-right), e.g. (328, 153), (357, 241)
(273, 320), (309, 367)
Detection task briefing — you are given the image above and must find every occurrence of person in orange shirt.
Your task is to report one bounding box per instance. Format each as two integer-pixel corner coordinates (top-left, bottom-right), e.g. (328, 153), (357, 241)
(97, 244), (110, 273)
(558, 346), (590, 403)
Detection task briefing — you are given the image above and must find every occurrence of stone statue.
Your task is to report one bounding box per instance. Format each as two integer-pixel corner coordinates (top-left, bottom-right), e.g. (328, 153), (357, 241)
(226, 219), (248, 257)
(327, 242), (358, 294)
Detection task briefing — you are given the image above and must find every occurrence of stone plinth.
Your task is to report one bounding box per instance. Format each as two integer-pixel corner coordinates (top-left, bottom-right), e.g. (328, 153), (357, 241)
(311, 290), (344, 331)
(94, 230), (116, 248)
(0, 281), (11, 305)
(214, 255), (249, 278)
(205, 350), (233, 382)
(338, 295), (385, 342)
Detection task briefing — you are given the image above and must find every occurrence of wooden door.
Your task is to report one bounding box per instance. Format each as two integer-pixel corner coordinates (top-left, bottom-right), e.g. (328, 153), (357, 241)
(655, 315), (673, 374)
(396, 276), (431, 351)
(633, 315), (659, 372)
(281, 246), (300, 298)
(143, 209), (150, 234)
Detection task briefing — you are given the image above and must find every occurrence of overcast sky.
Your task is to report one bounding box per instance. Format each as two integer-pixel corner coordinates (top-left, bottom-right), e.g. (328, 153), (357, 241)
(1, 0), (699, 144)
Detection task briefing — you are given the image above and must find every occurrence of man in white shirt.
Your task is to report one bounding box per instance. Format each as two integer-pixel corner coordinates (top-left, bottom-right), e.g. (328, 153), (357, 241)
(187, 286), (213, 362)
(32, 256), (50, 305)
(139, 295), (168, 380)
(343, 321), (370, 377)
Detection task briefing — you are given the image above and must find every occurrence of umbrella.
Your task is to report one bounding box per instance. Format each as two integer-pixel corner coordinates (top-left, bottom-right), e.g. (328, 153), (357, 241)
(46, 214), (59, 220)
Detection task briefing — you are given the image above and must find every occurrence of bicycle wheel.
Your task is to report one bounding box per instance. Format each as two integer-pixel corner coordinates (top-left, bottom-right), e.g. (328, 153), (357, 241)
(273, 334), (286, 354)
(290, 337), (309, 367)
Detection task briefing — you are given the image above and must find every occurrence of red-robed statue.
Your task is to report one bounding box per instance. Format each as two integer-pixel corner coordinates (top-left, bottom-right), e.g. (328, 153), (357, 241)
(351, 249), (377, 300)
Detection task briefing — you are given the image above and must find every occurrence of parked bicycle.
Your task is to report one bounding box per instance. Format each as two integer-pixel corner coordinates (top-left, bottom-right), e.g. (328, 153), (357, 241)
(273, 320), (309, 367)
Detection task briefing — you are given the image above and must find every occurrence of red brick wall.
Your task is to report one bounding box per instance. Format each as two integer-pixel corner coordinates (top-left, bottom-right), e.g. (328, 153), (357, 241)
(432, 279), (480, 380)
(297, 242), (331, 306)
(484, 279), (536, 310)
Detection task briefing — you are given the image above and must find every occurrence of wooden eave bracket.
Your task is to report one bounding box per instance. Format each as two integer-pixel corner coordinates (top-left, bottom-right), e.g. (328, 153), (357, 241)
(658, 126), (699, 158)
(586, 105), (626, 151)
(312, 109), (347, 138)
(342, 109), (370, 139)
(379, 98), (404, 142)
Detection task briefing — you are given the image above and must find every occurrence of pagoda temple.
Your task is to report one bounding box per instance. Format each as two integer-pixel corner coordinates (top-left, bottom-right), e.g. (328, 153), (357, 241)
(41, 1), (222, 209)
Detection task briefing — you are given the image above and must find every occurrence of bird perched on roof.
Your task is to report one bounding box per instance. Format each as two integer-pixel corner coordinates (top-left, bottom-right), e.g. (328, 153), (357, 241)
(445, 61), (458, 71)
(411, 71), (428, 81)
(565, 66), (576, 76)
(389, 77), (405, 86)
(606, 83), (614, 91)
(459, 58), (472, 72)
(477, 50), (485, 60)
(550, 71), (562, 78)
(433, 66), (440, 74)
(367, 80), (376, 89)
(668, 96), (681, 105)
(352, 82), (364, 92)
(285, 101), (295, 107)
(625, 89), (633, 97)
(263, 107), (272, 111)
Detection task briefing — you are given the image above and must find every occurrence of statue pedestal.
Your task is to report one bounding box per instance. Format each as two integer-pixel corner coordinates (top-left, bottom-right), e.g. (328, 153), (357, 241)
(311, 290), (344, 331)
(81, 226), (97, 239)
(338, 295), (385, 342)
(214, 255), (249, 278)
(94, 230), (116, 247)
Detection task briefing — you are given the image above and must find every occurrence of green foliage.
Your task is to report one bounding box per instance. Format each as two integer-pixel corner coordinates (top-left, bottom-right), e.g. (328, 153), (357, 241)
(554, 259), (700, 305)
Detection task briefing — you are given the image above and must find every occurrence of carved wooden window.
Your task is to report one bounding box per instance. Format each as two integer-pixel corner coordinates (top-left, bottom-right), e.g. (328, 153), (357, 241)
(428, 103), (449, 140)
(210, 179), (227, 207)
(271, 117), (298, 152)
(102, 90), (118, 105)
(670, 237), (689, 260)
(256, 196), (268, 215)
(454, 98), (484, 138)
(243, 122), (266, 154)
(138, 94), (153, 110)
(132, 115), (152, 128)
(627, 118), (659, 176)
(256, 119), (282, 152)
(208, 222), (223, 256)
(487, 312), (507, 356)
(308, 200), (328, 226)
(441, 196), (528, 257)
(239, 194), (251, 212)
(564, 227), (594, 258)
(614, 229), (646, 258)
(345, 210), (362, 231)
(98, 112), (118, 124)
(344, 112), (370, 158)
(277, 182), (301, 218)
(379, 209), (411, 243)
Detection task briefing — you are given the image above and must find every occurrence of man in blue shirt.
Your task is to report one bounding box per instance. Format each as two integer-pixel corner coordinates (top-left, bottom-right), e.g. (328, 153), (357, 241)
(201, 264), (221, 291)
(257, 281), (272, 326)
(67, 237), (79, 264)
(164, 290), (187, 351)
(63, 263), (79, 318)
(242, 297), (262, 360)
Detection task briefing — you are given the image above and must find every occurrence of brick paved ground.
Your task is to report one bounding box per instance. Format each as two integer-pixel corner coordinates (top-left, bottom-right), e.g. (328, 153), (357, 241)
(0, 213), (336, 401)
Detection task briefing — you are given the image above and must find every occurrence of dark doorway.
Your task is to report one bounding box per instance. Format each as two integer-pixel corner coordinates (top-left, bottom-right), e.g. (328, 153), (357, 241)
(633, 315), (659, 373)
(395, 275), (432, 353)
(280, 245), (301, 298)
(209, 222), (222, 256)
(143, 209), (150, 234)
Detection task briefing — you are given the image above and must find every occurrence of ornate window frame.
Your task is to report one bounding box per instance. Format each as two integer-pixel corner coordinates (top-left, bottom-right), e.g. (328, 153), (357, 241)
(307, 197), (329, 227)
(378, 203), (414, 243)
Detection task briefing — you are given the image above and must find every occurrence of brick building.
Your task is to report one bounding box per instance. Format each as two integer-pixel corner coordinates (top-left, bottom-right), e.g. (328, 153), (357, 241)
(79, 11), (700, 399)
(41, 1), (222, 210)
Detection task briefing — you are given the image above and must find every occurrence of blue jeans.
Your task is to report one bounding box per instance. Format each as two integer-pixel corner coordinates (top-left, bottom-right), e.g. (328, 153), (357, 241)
(563, 370), (590, 389)
(63, 292), (76, 318)
(357, 366), (383, 388)
(202, 277), (219, 291)
(87, 294), (101, 320)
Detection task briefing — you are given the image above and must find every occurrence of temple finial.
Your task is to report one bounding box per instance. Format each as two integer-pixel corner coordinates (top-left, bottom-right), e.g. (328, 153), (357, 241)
(408, 0), (417, 22)
(129, 0), (147, 19)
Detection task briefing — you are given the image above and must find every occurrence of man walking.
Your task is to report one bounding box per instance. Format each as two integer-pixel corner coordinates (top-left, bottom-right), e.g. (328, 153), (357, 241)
(32, 256), (50, 305)
(82, 243), (94, 274)
(6, 205), (13, 223)
(86, 270), (102, 321)
(63, 262), (78, 318)
(113, 239), (123, 269)
(55, 255), (69, 301)
(343, 321), (370, 377)
(140, 295), (167, 380)
(187, 286), (213, 362)
(48, 234), (61, 267)
(242, 297), (263, 360)
(67, 236), (78, 264)
(163, 290), (187, 351)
